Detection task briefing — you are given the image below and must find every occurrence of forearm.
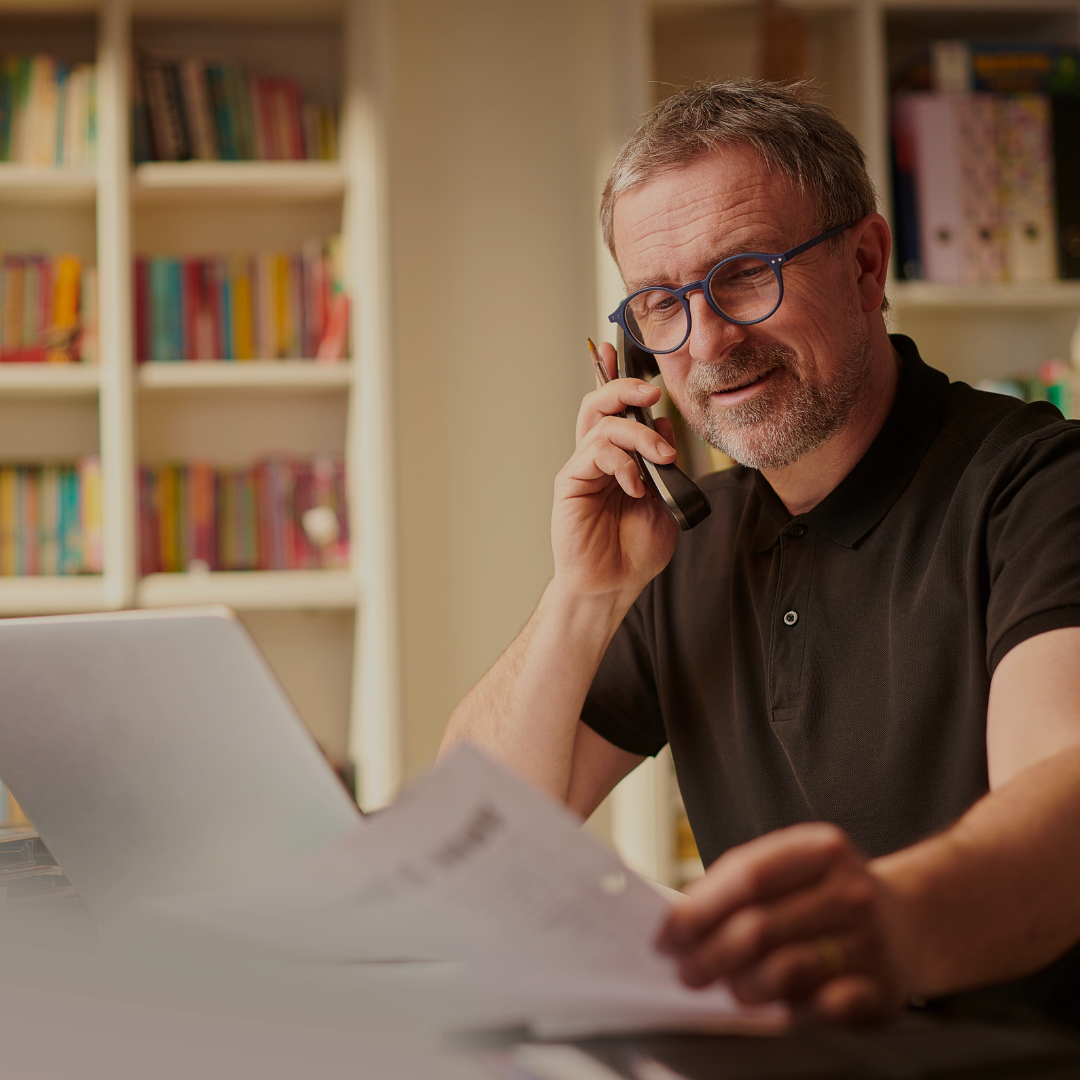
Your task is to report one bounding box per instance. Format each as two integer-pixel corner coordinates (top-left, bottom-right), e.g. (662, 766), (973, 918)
(872, 745), (1080, 997)
(440, 579), (634, 801)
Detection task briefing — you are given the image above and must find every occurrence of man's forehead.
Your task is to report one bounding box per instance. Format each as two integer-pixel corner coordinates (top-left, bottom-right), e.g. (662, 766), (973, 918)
(612, 148), (815, 283)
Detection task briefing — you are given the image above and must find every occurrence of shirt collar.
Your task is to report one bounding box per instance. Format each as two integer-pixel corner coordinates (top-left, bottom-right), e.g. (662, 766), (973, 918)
(750, 335), (950, 551)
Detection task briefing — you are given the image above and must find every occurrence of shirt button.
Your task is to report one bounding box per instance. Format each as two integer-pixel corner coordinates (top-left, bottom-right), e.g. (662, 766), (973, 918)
(783, 610), (799, 626)
(788, 524), (807, 538)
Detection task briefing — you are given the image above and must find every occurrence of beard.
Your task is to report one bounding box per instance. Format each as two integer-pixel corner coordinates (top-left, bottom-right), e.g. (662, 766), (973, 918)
(679, 329), (873, 470)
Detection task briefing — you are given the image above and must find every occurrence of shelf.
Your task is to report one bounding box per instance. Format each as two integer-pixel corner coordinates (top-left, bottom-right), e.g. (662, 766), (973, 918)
(0, 166), (96, 205)
(889, 281), (1080, 311)
(0, 365), (100, 396)
(132, 161), (347, 201)
(0, 577), (107, 617)
(137, 361), (351, 391)
(136, 569), (358, 610)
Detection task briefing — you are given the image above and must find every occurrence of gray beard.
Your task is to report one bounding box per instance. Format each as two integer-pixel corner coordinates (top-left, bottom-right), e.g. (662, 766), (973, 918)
(679, 331), (873, 470)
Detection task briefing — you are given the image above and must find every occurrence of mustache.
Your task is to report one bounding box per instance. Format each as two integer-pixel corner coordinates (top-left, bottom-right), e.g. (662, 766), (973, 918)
(684, 343), (798, 396)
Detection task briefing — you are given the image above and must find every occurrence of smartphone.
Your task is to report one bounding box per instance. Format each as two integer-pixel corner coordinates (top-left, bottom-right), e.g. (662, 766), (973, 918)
(616, 329), (712, 531)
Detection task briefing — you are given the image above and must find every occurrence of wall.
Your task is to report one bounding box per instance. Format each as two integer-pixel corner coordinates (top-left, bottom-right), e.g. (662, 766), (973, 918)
(387, 0), (646, 778)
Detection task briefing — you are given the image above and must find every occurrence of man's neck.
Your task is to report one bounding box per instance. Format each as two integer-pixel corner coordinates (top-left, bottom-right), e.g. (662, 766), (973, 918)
(761, 328), (903, 517)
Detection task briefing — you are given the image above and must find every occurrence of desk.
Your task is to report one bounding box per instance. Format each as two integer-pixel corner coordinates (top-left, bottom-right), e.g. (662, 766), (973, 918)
(469, 1017), (1080, 1080)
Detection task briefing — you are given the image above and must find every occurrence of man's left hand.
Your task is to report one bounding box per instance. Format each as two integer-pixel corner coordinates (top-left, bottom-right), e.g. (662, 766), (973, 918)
(656, 823), (913, 1022)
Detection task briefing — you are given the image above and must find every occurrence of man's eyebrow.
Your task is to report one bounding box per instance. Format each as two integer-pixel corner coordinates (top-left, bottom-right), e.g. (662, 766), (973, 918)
(624, 231), (789, 292)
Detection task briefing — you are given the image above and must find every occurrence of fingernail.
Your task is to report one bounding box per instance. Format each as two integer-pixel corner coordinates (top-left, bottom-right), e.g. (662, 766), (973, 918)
(657, 441), (675, 457)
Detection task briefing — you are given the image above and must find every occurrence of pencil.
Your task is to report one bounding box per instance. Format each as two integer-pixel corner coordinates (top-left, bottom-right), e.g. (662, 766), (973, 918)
(587, 337), (610, 385)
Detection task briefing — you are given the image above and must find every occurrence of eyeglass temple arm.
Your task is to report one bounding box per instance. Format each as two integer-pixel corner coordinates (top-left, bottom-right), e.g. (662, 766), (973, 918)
(777, 222), (853, 263)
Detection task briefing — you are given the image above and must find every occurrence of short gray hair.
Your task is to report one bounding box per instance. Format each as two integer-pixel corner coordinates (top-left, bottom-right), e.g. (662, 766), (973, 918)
(600, 80), (880, 268)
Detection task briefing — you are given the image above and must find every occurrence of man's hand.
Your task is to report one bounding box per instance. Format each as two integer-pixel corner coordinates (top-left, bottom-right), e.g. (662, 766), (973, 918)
(552, 341), (679, 601)
(657, 823), (913, 1022)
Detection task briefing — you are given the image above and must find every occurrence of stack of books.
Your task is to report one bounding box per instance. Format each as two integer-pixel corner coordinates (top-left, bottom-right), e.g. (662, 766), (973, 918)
(138, 455), (349, 575)
(0, 55), (97, 167)
(0, 458), (103, 577)
(133, 54), (337, 163)
(0, 254), (98, 364)
(891, 42), (1080, 283)
(133, 241), (346, 362)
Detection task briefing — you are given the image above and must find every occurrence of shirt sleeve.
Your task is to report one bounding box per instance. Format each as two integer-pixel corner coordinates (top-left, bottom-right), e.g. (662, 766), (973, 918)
(580, 589), (668, 757)
(986, 416), (1080, 673)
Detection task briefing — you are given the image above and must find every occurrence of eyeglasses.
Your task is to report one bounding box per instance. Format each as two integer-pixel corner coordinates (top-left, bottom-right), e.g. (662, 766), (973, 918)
(608, 223), (852, 355)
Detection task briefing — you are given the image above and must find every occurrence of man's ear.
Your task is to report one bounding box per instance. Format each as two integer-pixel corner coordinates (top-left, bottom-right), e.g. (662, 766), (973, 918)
(849, 214), (892, 313)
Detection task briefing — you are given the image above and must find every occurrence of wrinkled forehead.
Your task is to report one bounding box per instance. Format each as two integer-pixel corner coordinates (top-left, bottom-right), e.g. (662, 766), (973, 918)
(611, 147), (818, 282)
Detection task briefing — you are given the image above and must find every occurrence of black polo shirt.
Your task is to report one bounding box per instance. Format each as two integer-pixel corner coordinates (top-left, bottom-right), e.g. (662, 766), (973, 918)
(582, 335), (1080, 867)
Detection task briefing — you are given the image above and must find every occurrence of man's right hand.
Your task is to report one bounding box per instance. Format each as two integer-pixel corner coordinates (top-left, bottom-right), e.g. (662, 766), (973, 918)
(552, 341), (680, 601)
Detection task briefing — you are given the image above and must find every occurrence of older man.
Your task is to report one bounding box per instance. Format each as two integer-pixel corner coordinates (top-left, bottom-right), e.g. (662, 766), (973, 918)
(441, 82), (1080, 1025)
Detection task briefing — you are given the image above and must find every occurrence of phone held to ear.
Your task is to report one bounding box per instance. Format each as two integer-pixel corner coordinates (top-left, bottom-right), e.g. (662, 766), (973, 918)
(588, 332), (711, 532)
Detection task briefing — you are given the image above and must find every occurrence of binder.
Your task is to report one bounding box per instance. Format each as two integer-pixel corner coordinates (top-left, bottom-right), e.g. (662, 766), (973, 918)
(903, 93), (964, 282)
(998, 94), (1056, 282)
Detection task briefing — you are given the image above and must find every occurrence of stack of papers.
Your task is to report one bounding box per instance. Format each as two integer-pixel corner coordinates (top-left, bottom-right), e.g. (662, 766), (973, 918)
(151, 747), (786, 1035)
(0, 826), (76, 904)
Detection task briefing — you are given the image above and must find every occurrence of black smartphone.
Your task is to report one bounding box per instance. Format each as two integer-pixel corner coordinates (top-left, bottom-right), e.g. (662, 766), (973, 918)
(616, 329), (712, 531)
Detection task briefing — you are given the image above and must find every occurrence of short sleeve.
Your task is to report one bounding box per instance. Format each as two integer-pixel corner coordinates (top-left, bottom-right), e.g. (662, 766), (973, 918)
(580, 592), (668, 757)
(986, 417), (1080, 673)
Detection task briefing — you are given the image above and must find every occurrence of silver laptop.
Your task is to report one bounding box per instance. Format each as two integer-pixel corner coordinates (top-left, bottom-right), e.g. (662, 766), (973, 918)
(0, 607), (362, 924)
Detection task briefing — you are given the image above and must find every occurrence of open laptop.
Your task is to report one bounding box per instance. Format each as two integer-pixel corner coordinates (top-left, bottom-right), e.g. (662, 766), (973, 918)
(0, 607), (362, 924)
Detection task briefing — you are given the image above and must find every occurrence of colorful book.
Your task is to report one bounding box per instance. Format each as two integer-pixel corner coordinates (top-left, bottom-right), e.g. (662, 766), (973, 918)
(134, 54), (336, 163)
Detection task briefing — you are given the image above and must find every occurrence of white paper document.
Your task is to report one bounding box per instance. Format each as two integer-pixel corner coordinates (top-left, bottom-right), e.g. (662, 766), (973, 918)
(150, 746), (786, 1034)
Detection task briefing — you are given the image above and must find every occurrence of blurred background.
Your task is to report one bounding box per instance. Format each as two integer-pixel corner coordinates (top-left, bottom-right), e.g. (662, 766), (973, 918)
(0, 0), (1078, 891)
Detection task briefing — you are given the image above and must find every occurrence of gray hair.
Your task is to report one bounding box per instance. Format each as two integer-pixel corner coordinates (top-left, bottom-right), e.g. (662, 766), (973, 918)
(600, 80), (880, 270)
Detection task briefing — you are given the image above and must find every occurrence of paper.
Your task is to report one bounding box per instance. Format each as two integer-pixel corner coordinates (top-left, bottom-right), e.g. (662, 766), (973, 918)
(150, 746), (786, 1034)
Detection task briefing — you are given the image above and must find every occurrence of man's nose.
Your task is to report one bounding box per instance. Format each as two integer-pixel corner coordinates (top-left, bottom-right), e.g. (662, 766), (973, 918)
(686, 290), (746, 363)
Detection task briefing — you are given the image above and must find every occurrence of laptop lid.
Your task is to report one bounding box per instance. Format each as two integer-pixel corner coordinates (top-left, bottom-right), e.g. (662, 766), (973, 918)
(0, 607), (362, 921)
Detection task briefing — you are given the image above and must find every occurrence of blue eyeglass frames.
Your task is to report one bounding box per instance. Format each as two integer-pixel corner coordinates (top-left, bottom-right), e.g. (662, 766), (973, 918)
(608, 222), (853, 355)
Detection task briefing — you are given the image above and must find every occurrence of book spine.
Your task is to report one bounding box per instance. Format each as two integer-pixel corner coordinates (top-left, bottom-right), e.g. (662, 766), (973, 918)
(40, 466), (58, 576)
(134, 257), (149, 363)
(0, 466), (15, 576)
(178, 57), (218, 161)
(79, 455), (102, 573)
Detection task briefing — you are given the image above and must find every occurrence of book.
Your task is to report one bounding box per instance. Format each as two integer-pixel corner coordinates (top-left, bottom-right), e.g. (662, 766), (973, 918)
(139, 456), (349, 574)
(0, 460), (101, 576)
(137, 242), (343, 362)
(0, 55), (96, 166)
(0, 254), (95, 363)
(135, 55), (337, 163)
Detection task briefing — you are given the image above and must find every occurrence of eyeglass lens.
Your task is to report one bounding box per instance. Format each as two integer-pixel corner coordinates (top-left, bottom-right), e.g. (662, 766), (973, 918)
(624, 256), (780, 352)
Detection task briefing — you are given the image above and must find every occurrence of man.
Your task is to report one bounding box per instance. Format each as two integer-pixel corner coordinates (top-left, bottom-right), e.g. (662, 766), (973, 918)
(441, 82), (1080, 1024)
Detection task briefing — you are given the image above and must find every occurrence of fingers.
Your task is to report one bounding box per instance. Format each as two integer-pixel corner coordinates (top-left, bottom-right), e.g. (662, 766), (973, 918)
(562, 414), (676, 500)
(576, 377), (662, 445)
(672, 872), (874, 990)
(659, 823), (851, 952)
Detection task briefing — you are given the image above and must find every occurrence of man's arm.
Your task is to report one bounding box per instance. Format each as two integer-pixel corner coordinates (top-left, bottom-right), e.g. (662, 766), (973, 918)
(657, 626), (1080, 1021)
(440, 342), (676, 812)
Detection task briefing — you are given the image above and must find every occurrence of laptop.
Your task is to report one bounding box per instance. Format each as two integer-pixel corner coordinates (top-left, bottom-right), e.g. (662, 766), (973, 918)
(0, 607), (362, 924)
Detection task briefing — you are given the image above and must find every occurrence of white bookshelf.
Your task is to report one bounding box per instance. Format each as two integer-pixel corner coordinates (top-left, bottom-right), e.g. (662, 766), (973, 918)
(138, 360), (352, 390)
(0, 0), (400, 811)
(603, 0), (1080, 888)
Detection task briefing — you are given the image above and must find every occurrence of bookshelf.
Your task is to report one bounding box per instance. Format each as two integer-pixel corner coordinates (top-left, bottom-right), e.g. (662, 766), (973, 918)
(0, 0), (399, 811)
(601, 0), (1080, 888)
